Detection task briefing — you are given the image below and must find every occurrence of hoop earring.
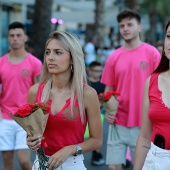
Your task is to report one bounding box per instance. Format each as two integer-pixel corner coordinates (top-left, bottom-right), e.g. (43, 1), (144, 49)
(71, 64), (74, 73)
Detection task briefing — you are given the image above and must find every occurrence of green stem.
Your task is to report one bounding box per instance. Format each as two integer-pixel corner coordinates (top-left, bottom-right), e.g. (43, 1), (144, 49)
(111, 123), (119, 140)
(34, 148), (49, 170)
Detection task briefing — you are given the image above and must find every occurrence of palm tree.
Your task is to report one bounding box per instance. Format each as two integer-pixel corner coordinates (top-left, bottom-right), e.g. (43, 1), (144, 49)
(124, 0), (138, 9)
(32, 0), (53, 61)
(95, 0), (105, 48)
(139, 0), (170, 45)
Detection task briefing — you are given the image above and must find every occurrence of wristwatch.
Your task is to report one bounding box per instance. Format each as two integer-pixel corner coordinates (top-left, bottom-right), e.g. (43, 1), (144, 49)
(75, 144), (82, 156)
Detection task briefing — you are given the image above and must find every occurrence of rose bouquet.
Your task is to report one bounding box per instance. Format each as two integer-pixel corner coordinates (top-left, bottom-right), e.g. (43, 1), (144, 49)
(98, 91), (120, 140)
(10, 102), (50, 148)
(10, 102), (50, 169)
(98, 91), (120, 117)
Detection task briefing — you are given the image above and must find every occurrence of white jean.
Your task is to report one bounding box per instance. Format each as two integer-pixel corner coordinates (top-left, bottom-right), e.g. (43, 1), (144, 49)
(142, 142), (170, 170)
(32, 154), (87, 170)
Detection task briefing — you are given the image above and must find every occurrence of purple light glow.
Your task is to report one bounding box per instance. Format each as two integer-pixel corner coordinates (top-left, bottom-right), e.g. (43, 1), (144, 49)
(51, 18), (57, 24)
(51, 18), (64, 25)
(58, 19), (64, 24)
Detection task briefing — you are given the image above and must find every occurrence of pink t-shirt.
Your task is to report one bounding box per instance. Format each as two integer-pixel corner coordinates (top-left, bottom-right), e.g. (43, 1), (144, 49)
(0, 54), (42, 119)
(149, 73), (170, 149)
(101, 43), (161, 127)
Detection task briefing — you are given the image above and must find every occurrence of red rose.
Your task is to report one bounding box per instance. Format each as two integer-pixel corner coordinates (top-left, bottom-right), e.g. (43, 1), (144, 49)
(114, 119), (119, 124)
(98, 91), (120, 103)
(13, 103), (49, 118)
(103, 92), (112, 101)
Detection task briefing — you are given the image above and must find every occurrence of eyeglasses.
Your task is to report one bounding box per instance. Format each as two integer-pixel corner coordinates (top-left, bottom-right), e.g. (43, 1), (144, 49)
(90, 69), (102, 73)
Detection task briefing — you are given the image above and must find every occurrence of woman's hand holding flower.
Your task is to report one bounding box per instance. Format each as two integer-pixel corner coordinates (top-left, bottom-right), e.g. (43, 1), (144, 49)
(27, 135), (42, 152)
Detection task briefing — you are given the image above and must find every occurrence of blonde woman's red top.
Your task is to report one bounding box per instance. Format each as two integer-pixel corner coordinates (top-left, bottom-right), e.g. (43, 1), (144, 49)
(36, 83), (87, 156)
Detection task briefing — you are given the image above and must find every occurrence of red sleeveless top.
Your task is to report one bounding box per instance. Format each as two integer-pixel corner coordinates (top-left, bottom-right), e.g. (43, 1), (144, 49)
(36, 83), (87, 156)
(149, 73), (170, 149)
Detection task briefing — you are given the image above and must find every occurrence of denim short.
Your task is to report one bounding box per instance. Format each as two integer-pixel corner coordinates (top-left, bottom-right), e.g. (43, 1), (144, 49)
(142, 142), (170, 170)
(106, 124), (139, 165)
(32, 154), (87, 170)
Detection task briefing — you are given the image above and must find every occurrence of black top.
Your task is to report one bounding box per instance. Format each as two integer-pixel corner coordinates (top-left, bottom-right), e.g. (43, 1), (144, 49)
(88, 81), (105, 94)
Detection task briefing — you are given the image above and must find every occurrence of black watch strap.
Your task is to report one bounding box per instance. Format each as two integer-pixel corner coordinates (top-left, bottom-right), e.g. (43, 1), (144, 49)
(75, 144), (82, 156)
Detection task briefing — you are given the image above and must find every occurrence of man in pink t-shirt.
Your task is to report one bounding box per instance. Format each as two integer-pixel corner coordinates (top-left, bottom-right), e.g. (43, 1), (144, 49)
(101, 9), (161, 170)
(0, 22), (42, 170)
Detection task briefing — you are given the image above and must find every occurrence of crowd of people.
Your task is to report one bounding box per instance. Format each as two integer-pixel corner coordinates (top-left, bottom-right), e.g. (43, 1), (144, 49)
(0, 7), (170, 170)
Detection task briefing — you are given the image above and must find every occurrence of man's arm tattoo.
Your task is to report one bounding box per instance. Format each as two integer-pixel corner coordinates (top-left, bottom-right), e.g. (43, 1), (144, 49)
(142, 146), (150, 150)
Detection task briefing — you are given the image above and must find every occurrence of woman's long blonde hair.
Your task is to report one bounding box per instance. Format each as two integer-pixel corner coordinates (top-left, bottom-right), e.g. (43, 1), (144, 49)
(40, 31), (87, 123)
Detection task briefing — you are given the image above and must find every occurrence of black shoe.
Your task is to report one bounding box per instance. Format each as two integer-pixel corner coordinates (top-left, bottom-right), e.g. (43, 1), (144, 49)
(91, 151), (105, 166)
(123, 159), (131, 168)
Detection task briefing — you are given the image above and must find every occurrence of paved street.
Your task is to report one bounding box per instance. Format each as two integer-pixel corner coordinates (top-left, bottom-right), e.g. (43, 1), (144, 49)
(0, 119), (132, 170)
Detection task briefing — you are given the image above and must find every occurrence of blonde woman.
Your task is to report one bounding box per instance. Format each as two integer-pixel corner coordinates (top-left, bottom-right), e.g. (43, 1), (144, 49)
(26, 31), (102, 170)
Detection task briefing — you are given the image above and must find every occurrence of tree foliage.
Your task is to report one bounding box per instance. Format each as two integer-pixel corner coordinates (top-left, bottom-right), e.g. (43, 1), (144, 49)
(124, 0), (138, 9)
(138, 0), (170, 44)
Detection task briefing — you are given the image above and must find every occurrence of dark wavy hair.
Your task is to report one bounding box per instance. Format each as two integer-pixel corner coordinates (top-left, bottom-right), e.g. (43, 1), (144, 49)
(153, 20), (170, 73)
(117, 8), (141, 24)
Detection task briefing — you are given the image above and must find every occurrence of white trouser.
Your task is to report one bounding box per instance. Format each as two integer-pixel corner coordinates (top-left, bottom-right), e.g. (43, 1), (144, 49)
(32, 154), (87, 170)
(142, 142), (170, 170)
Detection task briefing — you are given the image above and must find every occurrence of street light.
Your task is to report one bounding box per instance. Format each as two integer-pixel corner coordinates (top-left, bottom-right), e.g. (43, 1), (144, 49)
(51, 17), (64, 30)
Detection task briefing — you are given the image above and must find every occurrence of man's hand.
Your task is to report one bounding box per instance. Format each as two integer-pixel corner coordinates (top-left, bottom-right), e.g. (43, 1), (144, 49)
(105, 112), (115, 124)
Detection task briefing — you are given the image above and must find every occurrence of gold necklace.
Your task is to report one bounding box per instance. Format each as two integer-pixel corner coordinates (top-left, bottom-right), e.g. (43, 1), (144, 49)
(56, 86), (66, 93)
(51, 81), (67, 93)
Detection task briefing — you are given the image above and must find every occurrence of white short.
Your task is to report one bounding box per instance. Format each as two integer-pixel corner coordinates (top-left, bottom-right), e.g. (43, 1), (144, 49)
(142, 142), (170, 170)
(0, 119), (29, 151)
(32, 154), (87, 170)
